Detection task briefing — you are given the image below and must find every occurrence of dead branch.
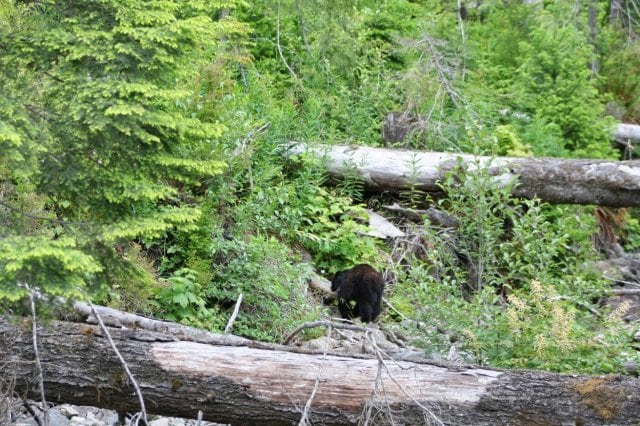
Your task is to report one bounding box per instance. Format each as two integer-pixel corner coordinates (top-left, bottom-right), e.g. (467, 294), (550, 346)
(26, 285), (47, 426)
(87, 301), (148, 424)
(224, 293), (243, 334)
(282, 320), (369, 345)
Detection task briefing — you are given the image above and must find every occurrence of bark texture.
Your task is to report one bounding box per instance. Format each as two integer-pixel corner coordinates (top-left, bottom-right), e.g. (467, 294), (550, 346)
(3, 316), (640, 425)
(287, 143), (640, 207)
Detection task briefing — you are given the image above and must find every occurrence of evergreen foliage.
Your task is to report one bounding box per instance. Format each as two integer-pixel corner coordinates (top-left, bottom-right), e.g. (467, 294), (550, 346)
(0, 0), (237, 300)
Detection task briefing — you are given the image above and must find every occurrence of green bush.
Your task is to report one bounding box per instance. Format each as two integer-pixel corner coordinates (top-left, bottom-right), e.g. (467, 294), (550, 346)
(388, 158), (637, 373)
(513, 11), (615, 159)
(155, 268), (223, 331)
(207, 236), (321, 341)
(480, 279), (634, 373)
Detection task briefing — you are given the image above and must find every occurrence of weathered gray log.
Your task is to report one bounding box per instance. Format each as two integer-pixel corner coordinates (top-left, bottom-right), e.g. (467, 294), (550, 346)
(614, 123), (640, 144)
(287, 143), (640, 207)
(364, 209), (405, 238)
(382, 112), (639, 145)
(3, 316), (640, 425)
(383, 203), (460, 228)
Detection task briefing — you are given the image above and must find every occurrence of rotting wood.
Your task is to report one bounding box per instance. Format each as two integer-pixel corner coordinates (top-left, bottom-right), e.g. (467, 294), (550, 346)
(307, 273), (334, 297)
(383, 203), (459, 228)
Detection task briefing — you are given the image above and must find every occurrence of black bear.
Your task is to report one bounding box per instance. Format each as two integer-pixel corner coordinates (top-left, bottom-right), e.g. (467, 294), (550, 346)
(331, 264), (384, 323)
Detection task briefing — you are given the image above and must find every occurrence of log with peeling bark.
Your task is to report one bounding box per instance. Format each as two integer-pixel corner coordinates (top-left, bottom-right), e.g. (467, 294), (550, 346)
(3, 314), (640, 425)
(287, 143), (640, 207)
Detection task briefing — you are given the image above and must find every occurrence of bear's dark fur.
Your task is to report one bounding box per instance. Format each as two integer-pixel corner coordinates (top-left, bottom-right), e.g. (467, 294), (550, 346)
(331, 264), (384, 323)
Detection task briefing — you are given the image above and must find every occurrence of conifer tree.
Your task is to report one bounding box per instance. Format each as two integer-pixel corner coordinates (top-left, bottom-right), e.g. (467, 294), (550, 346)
(0, 0), (243, 301)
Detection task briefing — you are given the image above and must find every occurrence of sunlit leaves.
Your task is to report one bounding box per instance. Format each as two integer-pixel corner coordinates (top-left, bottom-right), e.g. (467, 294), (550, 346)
(0, 237), (102, 301)
(102, 207), (202, 241)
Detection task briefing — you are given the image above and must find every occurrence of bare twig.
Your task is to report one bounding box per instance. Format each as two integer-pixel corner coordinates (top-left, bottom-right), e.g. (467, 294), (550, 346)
(364, 331), (444, 425)
(276, 0), (298, 80)
(129, 411), (145, 426)
(416, 35), (462, 109)
(359, 330), (395, 426)
(378, 325), (407, 348)
(26, 285), (48, 426)
(224, 293), (243, 334)
(602, 274), (640, 287)
(1, 373), (17, 424)
(382, 299), (407, 322)
(611, 288), (640, 295)
(21, 400), (43, 426)
(283, 320), (368, 345)
(87, 301), (148, 425)
(298, 323), (331, 425)
(0, 199), (89, 228)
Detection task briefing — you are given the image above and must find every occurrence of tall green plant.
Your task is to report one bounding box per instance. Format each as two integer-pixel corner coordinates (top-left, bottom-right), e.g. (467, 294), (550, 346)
(513, 9), (615, 158)
(601, 31), (640, 123)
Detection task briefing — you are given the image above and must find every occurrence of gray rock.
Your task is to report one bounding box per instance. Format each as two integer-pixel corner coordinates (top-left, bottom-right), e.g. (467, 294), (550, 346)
(103, 411), (119, 426)
(47, 409), (72, 426)
(149, 418), (171, 426)
(70, 417), (91, 426)
(61, 404), (80, 418)
(304, 336), (337, 351)
(149, 417), (171, 426)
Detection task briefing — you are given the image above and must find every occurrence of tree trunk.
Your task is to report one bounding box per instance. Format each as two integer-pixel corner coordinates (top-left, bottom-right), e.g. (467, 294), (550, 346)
(3, 316), (640, 425)
(588, 0), (600, 75)
(609, 0), (623, 23)
(287, 143), (640, 207)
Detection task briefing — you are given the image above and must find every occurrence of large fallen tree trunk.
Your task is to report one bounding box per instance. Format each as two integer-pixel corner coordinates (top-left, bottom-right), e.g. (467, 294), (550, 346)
(287, 143), (640, 207)
(3, 315), (640, 425)
(615, 123), (640, 144)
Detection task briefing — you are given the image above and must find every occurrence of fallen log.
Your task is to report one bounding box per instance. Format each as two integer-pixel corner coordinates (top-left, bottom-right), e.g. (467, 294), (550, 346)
(364, 209), (405, 238)
(287, 143), (640, 207)
(383, 112), (639, 146)
(614, 123), (640, 144)
(3, 314), (640, 425)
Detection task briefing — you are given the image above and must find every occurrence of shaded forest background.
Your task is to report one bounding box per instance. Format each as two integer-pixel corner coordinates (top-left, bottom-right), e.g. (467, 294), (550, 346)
(2, 0), (640, 373)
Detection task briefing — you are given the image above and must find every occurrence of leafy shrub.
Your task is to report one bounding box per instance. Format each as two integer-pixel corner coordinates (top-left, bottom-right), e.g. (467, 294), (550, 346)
(601, 31), (640, 123)
(155, 268), (223, 331)
(206, 236), (322, 341)
(388, 157), (637, 373)
(94, 243), (163, 315)
(479, 279), (631, 372)
(295, 188), (381, 273)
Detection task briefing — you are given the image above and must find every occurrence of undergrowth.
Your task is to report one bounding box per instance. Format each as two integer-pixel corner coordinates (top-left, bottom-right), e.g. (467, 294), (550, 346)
(387, 161), (639, 373)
